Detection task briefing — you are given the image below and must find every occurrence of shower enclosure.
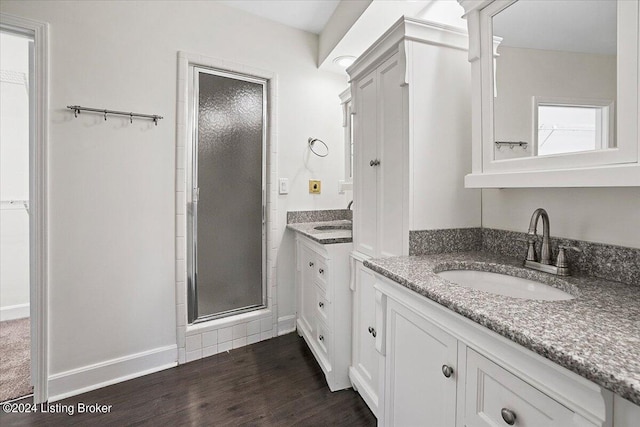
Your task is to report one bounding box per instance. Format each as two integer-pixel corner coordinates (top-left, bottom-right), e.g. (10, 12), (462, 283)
(187, 66), (267, 324)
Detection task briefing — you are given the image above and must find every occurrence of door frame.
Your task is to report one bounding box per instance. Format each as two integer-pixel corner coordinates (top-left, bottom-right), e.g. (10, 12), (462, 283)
(0, 13), (49, 403)
(174, 51), (279, 364)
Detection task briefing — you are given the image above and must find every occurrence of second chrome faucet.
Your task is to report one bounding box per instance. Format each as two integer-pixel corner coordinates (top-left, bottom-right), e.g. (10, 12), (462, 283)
(523, 208), (580, 276)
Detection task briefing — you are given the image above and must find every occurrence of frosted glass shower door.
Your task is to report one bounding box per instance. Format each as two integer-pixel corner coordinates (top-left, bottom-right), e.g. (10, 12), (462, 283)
(188, 67), (266, 323)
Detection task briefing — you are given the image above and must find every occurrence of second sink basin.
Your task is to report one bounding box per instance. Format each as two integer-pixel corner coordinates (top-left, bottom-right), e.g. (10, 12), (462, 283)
(437, 270), (574, 301)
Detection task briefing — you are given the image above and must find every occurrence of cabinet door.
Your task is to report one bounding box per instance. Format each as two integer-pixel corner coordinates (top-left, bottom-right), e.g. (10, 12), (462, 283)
(353, 71), (378, 257)
(385, 298), (457, 427)
(299, 244), (317, 335)
(377, 52), (406, 258)
(351, 261), (380, 413)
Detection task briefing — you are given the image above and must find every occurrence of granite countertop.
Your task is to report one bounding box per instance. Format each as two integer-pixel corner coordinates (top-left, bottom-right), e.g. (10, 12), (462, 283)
(363, 251), (640, 405)
(287, 220), (353, 245)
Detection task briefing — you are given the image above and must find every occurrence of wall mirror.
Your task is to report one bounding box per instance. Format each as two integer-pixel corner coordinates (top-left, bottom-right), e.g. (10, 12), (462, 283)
(458, 0), (639, 187)
(493, 0), (616, 161)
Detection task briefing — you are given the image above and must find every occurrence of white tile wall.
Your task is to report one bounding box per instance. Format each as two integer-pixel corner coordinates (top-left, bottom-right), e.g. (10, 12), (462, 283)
(174, 52), (280, 365)
(218, 326), (232, 343)
(218, 340), (232, 353)
(202, 330), (217, 347)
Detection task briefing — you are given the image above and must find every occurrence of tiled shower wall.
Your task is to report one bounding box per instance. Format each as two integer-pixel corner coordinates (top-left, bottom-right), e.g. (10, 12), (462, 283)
(175, 52), (279, 364)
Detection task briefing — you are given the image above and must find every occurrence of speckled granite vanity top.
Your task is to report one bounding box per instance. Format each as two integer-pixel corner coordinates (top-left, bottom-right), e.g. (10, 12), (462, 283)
(287, 220), (353, 244)
(363, 251), (640, 404)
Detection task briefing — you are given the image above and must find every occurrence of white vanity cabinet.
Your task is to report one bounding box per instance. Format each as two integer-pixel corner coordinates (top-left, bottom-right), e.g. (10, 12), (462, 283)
(349, 255), (384, 417)
(347, 17), (479, 418)
(348, 17), (478, 259)
(383, 297), (458, 426)
(352, 54), (405, 259)
(295, 234), (352, 392)
(372, 270), (629, 427)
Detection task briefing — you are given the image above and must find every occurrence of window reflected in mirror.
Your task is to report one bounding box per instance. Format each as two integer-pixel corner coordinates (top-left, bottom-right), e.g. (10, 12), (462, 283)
(536, 101), (613, 156)
(492, 0), (617, 161)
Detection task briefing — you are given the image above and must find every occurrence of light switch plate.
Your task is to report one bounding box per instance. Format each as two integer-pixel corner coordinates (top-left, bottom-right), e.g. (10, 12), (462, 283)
(279, 178), (289, 195)
(309, 180), (321, 194)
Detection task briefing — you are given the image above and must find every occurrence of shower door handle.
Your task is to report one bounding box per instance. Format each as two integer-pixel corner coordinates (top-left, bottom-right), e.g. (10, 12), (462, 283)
(193, 187), (200, 202)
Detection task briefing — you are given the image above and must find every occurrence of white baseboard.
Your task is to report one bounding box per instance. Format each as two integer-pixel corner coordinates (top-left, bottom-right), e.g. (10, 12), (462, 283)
(277, 315), (296, 336)
(0, 303), (30, 321)
(48, 345), (177, 402)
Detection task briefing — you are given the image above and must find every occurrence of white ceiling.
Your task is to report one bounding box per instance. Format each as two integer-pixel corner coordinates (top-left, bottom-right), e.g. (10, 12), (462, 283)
(219, 0), (468, 75)
(493, 0), (616, 55)
(219, 0), (341, 34)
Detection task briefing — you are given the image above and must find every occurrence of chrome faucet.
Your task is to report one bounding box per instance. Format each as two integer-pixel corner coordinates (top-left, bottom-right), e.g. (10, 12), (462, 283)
(523, 208), (580, 276)
(527, 208), (552, 265)
(347, 200), (353, 210)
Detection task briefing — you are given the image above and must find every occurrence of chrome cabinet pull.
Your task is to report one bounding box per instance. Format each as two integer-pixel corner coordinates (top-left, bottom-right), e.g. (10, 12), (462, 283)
(441, 365), (454, 378)
(318, 302), (324, 308)
(500, 408), (516, 425)
(319, 335), (324, 342)
(368, 326), (376, 337)
(369, 159), (380, 167)
(309, 262), (314, 267)
(319, 268), (324, 274)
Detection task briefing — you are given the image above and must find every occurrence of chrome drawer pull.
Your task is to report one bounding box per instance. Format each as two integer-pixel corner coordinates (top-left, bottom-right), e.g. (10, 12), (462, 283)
(501, 408), (516, 425)
(441, 365), (454, 378)
(318, 302), (324, 308)
(319, 335), (324, 342)
(309, 262), (314, 267)
(319, 268), (324, 274)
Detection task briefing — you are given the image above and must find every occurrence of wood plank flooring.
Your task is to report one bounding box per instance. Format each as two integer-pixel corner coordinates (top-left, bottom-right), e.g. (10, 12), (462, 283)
(0, 333), (376, 426)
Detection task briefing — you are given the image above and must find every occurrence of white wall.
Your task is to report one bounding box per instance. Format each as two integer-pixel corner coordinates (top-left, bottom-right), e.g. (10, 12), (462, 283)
(486, 47), (638, 249)
(0, 0), (348, 394)
(494, 46), (616, 160)
(416, 0), (467, 30)
(410, 40), (480, 231)
(483, 187), (640, 248)
(0, 32), (30, 320)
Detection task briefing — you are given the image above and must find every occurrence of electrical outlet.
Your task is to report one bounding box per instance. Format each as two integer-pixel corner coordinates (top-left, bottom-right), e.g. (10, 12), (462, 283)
(309, 180), (321, 194)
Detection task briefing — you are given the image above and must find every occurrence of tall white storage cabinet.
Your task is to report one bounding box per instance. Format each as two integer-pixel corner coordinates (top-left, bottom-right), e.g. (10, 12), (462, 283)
(347, 18), (477, 419)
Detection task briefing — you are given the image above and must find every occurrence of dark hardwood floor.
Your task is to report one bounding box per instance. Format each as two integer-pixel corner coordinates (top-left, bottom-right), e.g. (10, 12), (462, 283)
(1, 333), (376, 426)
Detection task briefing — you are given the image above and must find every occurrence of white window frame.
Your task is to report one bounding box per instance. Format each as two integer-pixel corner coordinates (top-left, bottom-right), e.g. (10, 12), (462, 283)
(532, 96), (615, 157)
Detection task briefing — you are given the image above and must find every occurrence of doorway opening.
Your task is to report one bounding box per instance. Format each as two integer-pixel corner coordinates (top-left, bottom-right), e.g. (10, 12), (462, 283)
(0, 13), (48, 404)
(0, 29), (33, 403)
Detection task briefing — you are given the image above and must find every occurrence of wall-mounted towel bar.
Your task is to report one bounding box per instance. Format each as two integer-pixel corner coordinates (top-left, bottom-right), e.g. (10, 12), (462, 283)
(67, 105), (163, 125)
(308, 137), (329, 157)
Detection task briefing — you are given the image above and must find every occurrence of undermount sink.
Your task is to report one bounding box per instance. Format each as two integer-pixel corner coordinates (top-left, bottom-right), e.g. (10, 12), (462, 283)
(437, 270), (574, 301)
(314, 224), (352, 231)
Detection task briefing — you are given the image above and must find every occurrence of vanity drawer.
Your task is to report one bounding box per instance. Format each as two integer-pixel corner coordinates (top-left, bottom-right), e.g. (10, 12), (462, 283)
(314, 317), (333, 373)
(315, 286), (329, 323)
(465, 349), (576, 427)
(315, 260), (329, 290)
